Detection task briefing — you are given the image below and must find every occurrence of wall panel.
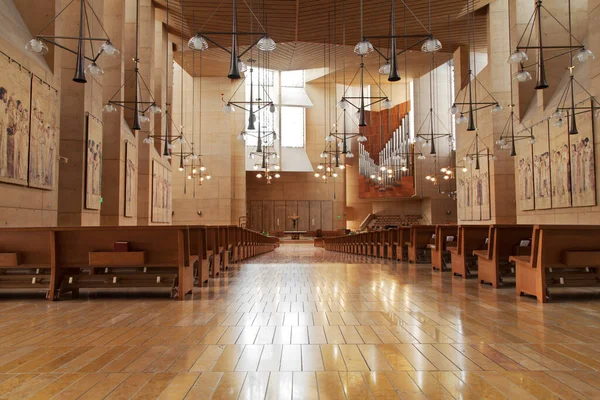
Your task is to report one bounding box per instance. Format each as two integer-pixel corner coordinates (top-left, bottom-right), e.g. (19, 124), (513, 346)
(297, 201), (309, 231)
(321, 201), (333, 230)
(285, 201), (298, 230)
(274, 200), (286, 231)
(262, 201), (274, 231)
(309, 201), (321, 230)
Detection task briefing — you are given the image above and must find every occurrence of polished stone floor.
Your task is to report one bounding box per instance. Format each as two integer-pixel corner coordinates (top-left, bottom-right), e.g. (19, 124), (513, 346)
(1, 244), (600, 399)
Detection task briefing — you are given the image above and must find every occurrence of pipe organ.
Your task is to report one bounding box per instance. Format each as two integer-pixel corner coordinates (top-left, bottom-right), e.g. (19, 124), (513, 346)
(359, 114), (413, 191)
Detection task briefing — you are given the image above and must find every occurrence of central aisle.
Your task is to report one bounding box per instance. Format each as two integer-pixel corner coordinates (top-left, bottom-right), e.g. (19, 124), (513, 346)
(0, 244), (599, 398)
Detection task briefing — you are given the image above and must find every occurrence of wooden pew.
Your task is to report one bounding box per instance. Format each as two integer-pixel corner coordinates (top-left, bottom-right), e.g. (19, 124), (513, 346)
(205, 226), (221, 278)
(382, 229), (394, 259)
(229, 226), (241, 263)
(475, 224), (533, 288)
(54, 226), (195, 300)
(407, 225), (436, 264)
(218, 225), (230, 269)
(394, 227), (410, 261)
(0, 229), (56, 298)
(431, 225), (458, 271)
(449, 225), (489, 278)
(186, 225), (208, 285)
(512, 225), (600, 302)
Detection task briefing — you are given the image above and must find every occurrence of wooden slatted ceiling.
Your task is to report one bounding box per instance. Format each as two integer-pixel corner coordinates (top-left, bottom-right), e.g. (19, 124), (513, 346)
(154, 0), (488, 77)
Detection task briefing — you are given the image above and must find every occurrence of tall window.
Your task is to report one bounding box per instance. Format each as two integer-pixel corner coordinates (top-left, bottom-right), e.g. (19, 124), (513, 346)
(409, 81), (415, 141)
(449, 60), (456, 150)
(280, 70), (306, 148)
(244, 69), (307, 148)
(244, 68), (277, 146)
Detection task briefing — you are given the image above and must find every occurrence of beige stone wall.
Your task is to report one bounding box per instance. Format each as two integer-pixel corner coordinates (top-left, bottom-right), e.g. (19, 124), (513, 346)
(454, 0), (517, 225)
(344, 64), (458, 229)
(171, 68), (244, 225)
(0, 1), (60, 227)
(514, 0), (600, 224)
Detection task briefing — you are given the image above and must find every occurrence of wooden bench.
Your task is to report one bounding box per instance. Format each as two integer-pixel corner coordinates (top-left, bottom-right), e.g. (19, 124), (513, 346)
(407, 225), (436, 263)
(449, 225), (489, 278)
(393, 227), (410, 261)
(54, 226), (195, 300)
(475, 224), (533, 288)
(512, 225), (600, 302)
(431, 225), (458, 271)
(0, 229), (56, 297)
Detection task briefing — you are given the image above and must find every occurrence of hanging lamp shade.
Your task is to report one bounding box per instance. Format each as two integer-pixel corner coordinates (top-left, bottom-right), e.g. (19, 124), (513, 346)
(354, 39), (373, 56)
(25, 38), (48, 54)
(188, 35), (208, 50)
(507, 50), (528, 64)
(379, 62), (391, 75)
(258, 35), (276, 51)
(421, 37), (442, 53)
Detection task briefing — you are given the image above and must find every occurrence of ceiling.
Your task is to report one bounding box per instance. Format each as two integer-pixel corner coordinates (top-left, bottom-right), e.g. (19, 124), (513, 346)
(154, 0), (490, 79)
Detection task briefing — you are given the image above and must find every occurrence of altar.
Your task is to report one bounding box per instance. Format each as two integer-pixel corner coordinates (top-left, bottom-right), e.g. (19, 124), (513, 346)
(285, 216), (305, 240)
(284, 230), (308, 240)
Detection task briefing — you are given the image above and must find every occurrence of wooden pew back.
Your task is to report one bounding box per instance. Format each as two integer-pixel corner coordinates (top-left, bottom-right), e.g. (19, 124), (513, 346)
(0, 228), (54, 267)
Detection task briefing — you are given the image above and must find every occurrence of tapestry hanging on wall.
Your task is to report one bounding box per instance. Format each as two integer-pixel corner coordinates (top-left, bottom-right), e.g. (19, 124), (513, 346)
(516, 136), (535, 211)
(85, 113), (103, 210)
(470, 159), (482, 221)
(125, 140), (137, 217)
(0, 55), (31, 186)
(569, 108), (596, 208)
(533, 122), (552, 210)
(457, 167), (473, 221)
(152, 160), (172, 223)
(549, 119), (572, 209)
(28, 78), (59, 190)
(457, 167), (466, 221)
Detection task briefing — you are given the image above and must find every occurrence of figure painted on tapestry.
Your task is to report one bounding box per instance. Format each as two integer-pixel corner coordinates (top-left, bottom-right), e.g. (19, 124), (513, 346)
(551, 142), (572, 207)
(518, 157), (533, 201)
(1, 90), (29, 183)
(85, 117), (103, 210)
(570, 134), (596, 207)
(29, 82), (59, 190)
(0, 57), (31, 186)
(0, 87), (7, 178)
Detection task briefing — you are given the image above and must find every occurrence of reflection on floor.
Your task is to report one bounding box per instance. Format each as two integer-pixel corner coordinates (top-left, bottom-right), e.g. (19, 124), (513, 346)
(1, 244), (600, 398)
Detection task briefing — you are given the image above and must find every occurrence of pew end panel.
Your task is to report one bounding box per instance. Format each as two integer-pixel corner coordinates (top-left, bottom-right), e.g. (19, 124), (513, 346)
(54, 227), (194, 300)
(431, 225), (458, 272)
(477, 225), (533, 288)
(0, 229), (55, 296)
(451, 226), (489, 278)
(515, 226), (600, 302)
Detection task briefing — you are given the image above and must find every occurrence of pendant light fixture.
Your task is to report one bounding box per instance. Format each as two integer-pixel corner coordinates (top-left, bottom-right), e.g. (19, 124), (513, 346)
(102, 0), (161, 130)
(509, 0), (594, 90)
(414, 53), (452, 155)
(185, 47), (211, 191)
(496, 0), (534, 156)
(340, 0), (393, 127)
(368, 0), (442, 82)
(551, 67), (600, 135)
(450, 0), (503, 132)
(188, 0), (275, 80)
(26, 0), (118, 83)
(223, 1), (276, 132)
(548, 1), (600, 135)
(317, 18), (344, 185)
(327, 0), (366, 152)
(462, 134), (495, 171)
(142, 0), (187, 154)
